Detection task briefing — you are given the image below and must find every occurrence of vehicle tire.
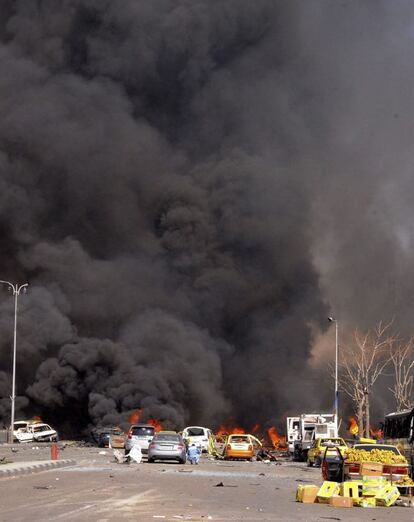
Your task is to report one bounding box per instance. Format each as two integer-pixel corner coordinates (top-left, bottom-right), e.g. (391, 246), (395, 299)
(315, 457), (322, 468)
(307, 458), (313, 467)
(178, 458), (186, 464)
(147, 458), (155, 463)
(301, 450), (308, 463)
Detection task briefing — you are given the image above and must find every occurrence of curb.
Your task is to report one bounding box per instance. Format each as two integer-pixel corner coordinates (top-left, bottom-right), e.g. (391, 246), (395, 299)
(0, 459), (76, 478)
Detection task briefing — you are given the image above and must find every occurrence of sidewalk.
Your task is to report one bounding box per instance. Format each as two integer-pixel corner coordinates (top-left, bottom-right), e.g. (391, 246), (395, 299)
(0, 459), (76, 478)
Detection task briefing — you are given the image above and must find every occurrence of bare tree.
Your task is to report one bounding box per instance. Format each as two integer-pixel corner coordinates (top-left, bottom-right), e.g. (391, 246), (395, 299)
(389, 339), (414, 411)
(339, 321), (393, 437)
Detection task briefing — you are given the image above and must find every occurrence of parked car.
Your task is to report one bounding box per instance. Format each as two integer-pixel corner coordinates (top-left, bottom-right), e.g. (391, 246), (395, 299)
(147, 432), (186, 463)
(307, 437), (348, 467)
(182, 426), (213, 452)
(345, 443), (410, 481)
(15, 423), (58, 443)
(125, 424), (155, 454)
(223, 434), (255, 461)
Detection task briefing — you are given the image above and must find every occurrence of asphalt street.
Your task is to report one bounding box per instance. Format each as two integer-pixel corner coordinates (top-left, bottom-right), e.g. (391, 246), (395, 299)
(0, 445), (413, 521)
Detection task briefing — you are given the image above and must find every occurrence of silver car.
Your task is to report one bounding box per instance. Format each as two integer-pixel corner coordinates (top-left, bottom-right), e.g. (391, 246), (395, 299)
(147, 432), (187, 464)
(125, 424), (155, 454)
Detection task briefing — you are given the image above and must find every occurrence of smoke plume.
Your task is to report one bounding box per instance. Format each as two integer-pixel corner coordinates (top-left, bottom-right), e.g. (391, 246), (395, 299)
(0, 1), (412, 434)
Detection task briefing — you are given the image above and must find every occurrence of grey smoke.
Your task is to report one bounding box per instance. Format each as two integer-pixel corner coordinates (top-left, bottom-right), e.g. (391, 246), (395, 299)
(0, 1), (411, 434)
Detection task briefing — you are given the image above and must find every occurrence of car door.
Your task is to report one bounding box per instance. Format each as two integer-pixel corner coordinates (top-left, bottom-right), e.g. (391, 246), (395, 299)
(309, 439), (318, 461)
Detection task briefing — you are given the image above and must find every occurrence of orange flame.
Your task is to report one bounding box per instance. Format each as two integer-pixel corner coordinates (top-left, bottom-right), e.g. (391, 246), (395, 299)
(128, 409), (143, 425)
(267, 426), (287, 449)
(127, 408), (163, 432)
(251, 423), (261, 434)
(215, 424), (227, 437)
(147, 418), (163, 432)
(215, 419), (246, 437)
(369, 426), (383, 439)
(348, 416), (359, 436)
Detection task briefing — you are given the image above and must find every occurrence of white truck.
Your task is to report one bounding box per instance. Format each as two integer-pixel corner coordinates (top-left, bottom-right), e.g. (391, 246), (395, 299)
(287, 413), (338, 461)
(286, 416), (300, 454)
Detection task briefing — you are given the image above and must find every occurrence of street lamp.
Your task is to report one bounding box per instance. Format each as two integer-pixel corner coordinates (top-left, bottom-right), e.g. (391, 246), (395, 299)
(0, 280), (28, 443)
(328, 316), (339, 421)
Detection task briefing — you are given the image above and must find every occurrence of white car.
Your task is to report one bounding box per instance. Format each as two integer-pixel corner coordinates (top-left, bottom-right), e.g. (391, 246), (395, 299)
(182, 426), (212, 452)
(15, 423), (58, 443)
(125, 424), (155, 454)
(13, 420), (42, 441)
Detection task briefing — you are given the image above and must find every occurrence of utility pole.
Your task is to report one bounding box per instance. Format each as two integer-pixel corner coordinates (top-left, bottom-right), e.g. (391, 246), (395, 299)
(0, 281), (28, 443)
(328, 317), (339, 423)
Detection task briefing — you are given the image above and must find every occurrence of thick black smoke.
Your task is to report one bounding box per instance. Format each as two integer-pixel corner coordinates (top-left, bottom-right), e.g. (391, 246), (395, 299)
(0, 1), (411, 434)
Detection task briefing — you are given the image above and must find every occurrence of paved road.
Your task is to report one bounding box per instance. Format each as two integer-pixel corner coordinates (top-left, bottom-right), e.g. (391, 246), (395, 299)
(0, 445), (413, 521)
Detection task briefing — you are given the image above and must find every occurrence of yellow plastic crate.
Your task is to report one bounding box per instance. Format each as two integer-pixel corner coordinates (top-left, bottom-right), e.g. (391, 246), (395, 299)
(296, 484), (319, 503)
(362, 476), (388, 496)
(375, 484), (400, 507)
(317, 481), (340, 503)
(341, 481), (362, 500)
(356, 497), (376, 508)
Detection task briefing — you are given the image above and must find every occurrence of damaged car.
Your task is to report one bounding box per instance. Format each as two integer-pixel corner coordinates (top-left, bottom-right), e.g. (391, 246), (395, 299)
(15, 423), (58, 443)
(91, 427), (125, 448)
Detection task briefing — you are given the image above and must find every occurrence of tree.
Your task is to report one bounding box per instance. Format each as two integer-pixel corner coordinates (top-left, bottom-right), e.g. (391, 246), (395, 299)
(389, 339), (414, 411)
(339, 322), (393, 437)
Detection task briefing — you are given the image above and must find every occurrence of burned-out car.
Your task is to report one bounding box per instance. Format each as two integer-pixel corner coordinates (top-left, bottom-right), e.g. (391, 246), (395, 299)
(15, 422), (58, 443)
(91, 427), (125, 448)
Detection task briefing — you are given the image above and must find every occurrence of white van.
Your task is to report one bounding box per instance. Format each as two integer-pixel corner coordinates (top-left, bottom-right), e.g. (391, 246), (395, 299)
(182, 426), (212, 452)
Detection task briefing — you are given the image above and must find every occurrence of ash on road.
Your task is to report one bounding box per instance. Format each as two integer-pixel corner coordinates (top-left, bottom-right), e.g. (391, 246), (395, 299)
(0, 444), (412, 521)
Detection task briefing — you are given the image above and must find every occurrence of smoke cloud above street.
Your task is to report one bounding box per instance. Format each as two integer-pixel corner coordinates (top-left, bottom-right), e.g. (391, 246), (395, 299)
(0, 1), (413, 433)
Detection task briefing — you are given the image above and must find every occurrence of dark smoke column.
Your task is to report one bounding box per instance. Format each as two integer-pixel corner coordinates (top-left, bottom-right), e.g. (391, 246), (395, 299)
(0, 0), (330, 435)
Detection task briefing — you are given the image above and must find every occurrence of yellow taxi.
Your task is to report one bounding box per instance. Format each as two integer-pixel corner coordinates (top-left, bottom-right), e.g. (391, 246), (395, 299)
(307, 437), (347, 467)
(223, 434), (259, 461)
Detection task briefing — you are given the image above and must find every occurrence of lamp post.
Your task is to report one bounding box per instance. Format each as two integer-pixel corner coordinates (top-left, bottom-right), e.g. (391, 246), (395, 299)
(328, 316), (339, 422)
(0, 280), (28, 443)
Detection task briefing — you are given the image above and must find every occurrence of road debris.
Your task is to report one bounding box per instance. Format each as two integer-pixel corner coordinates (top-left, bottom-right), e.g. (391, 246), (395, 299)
(113, 449), (128, 464)
(128, 445), (142, 463)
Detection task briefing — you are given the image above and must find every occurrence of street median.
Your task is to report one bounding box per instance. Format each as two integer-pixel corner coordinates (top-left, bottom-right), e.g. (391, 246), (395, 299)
(0, 459), (76, 478)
